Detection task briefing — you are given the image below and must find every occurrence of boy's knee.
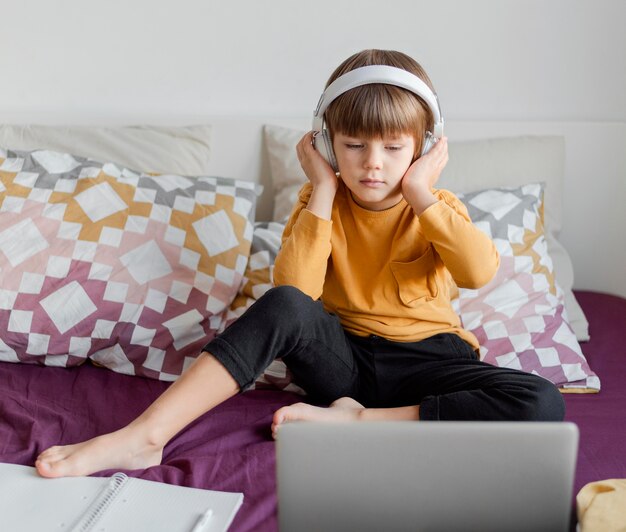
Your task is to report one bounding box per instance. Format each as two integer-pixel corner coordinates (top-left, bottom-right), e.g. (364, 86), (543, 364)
(254, 285), (316, 323)
(259, 285), (310, 307)
(519, 376), (565, 422)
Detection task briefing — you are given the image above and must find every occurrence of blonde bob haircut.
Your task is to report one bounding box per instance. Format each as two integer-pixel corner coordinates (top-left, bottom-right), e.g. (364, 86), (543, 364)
(323, 49), (436, 158)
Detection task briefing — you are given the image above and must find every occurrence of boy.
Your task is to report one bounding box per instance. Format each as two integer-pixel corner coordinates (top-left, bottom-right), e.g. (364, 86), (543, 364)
(36, 49), (564, 479)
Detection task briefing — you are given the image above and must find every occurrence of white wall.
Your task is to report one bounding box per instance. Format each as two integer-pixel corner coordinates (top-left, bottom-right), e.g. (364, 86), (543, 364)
(1, 0), (625, 296)
(1, 0), (624, 123)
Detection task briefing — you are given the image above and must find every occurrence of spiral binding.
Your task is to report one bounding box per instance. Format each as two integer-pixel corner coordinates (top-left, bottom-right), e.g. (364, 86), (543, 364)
(69, 472), (128, 532)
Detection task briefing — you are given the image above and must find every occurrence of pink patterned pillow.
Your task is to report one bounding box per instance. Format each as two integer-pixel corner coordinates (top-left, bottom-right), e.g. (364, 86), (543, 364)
(452, 184), (599, 392)
(0, 148), (258, 380)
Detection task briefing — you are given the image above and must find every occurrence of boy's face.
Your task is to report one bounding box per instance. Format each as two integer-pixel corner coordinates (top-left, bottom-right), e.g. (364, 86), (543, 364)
(333, 132), (416, 211)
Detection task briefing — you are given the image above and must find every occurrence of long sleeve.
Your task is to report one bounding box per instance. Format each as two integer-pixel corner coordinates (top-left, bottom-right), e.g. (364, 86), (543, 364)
(273, 184), (332, 299)
(419, 190), (500, 289)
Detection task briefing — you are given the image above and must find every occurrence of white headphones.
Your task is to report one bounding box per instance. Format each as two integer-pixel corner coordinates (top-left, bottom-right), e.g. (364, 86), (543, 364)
(312, 65), (444, 172)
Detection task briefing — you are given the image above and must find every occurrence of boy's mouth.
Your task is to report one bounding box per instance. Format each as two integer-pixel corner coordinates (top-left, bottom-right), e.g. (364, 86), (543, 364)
(360, 179), (385, 188)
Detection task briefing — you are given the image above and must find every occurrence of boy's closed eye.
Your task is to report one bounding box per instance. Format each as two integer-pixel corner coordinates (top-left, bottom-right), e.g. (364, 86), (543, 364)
(343, 142), (407, 151)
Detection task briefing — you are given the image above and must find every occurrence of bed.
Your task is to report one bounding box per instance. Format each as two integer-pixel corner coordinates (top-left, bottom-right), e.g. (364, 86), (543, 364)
(1, 121), (625, 531)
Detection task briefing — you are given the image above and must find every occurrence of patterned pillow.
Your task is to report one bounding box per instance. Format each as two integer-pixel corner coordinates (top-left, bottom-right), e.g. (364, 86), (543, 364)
(0, 148), (258, 380)
(452, 184), (599, 392)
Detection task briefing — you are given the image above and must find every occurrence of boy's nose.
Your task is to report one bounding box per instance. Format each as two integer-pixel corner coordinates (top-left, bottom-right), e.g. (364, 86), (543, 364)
(363, 148), (383, 169)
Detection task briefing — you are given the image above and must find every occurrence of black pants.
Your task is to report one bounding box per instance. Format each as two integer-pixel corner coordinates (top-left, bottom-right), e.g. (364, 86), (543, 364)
(203, 286), (565, 421)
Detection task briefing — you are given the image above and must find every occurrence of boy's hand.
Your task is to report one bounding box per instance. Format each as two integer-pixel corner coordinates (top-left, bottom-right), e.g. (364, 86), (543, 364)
(296, 132), (339, 193)
(401, 136), (449, 215)
(296, 131), (338, 220)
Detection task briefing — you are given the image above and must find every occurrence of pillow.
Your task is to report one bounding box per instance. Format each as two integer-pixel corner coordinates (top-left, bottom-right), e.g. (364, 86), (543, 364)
(263, 125), (308, 222)
(0, 124), (211, 176)
(262, 124), (590, 342)
(0, 147), (258, 380)
(451, 184), (599, 392)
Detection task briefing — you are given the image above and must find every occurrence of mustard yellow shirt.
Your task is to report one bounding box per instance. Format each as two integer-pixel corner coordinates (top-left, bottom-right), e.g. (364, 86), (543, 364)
(273, 181), (500, 350)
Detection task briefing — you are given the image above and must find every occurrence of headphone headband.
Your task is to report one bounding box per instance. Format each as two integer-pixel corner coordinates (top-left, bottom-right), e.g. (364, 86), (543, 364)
(312, 65), (444, 138)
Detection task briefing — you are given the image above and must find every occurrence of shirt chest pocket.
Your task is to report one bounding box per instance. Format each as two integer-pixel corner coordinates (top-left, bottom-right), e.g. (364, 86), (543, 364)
(389, 247), (439, 306)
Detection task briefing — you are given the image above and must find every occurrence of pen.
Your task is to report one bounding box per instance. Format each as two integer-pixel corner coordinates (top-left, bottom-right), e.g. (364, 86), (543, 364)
(190, 508), (213, 532)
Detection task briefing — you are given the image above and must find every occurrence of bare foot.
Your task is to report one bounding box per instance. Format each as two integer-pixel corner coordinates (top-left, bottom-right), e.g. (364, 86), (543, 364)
(271, 397), (365, 439)
(35, 424), (164, 478)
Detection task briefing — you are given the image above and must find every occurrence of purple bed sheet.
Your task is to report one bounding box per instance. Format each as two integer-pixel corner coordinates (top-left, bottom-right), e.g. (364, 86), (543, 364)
(1, 290), (625, 531)
(0, 365), (301, 531)
(563, 291), (626, 496)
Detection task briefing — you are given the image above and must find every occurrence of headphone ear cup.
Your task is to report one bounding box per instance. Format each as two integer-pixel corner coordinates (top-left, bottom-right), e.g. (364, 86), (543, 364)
(421, 132), (436, 156)
(313, 130), (339, 172)
(323, 130), (339, 172)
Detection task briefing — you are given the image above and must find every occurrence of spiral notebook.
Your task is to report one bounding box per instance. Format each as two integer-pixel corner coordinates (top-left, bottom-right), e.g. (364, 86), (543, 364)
(0, 463), (243, 532)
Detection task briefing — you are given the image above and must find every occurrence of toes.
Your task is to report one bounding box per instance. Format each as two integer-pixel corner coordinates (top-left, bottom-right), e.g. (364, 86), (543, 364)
(272, 409), (285, 427)
(35, 445), (83, 478)
(38, 454), (86, 479)
(37, 446), (63, 460)
(35, 458), (59, 478)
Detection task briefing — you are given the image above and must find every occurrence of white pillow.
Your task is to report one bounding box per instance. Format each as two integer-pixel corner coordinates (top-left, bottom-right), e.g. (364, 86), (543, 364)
(0, 124), (211, 176)
(262, 124), (590, 341)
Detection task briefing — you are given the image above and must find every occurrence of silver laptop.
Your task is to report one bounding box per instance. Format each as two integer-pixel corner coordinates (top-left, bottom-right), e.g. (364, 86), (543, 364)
(276, 421), (578, 532)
